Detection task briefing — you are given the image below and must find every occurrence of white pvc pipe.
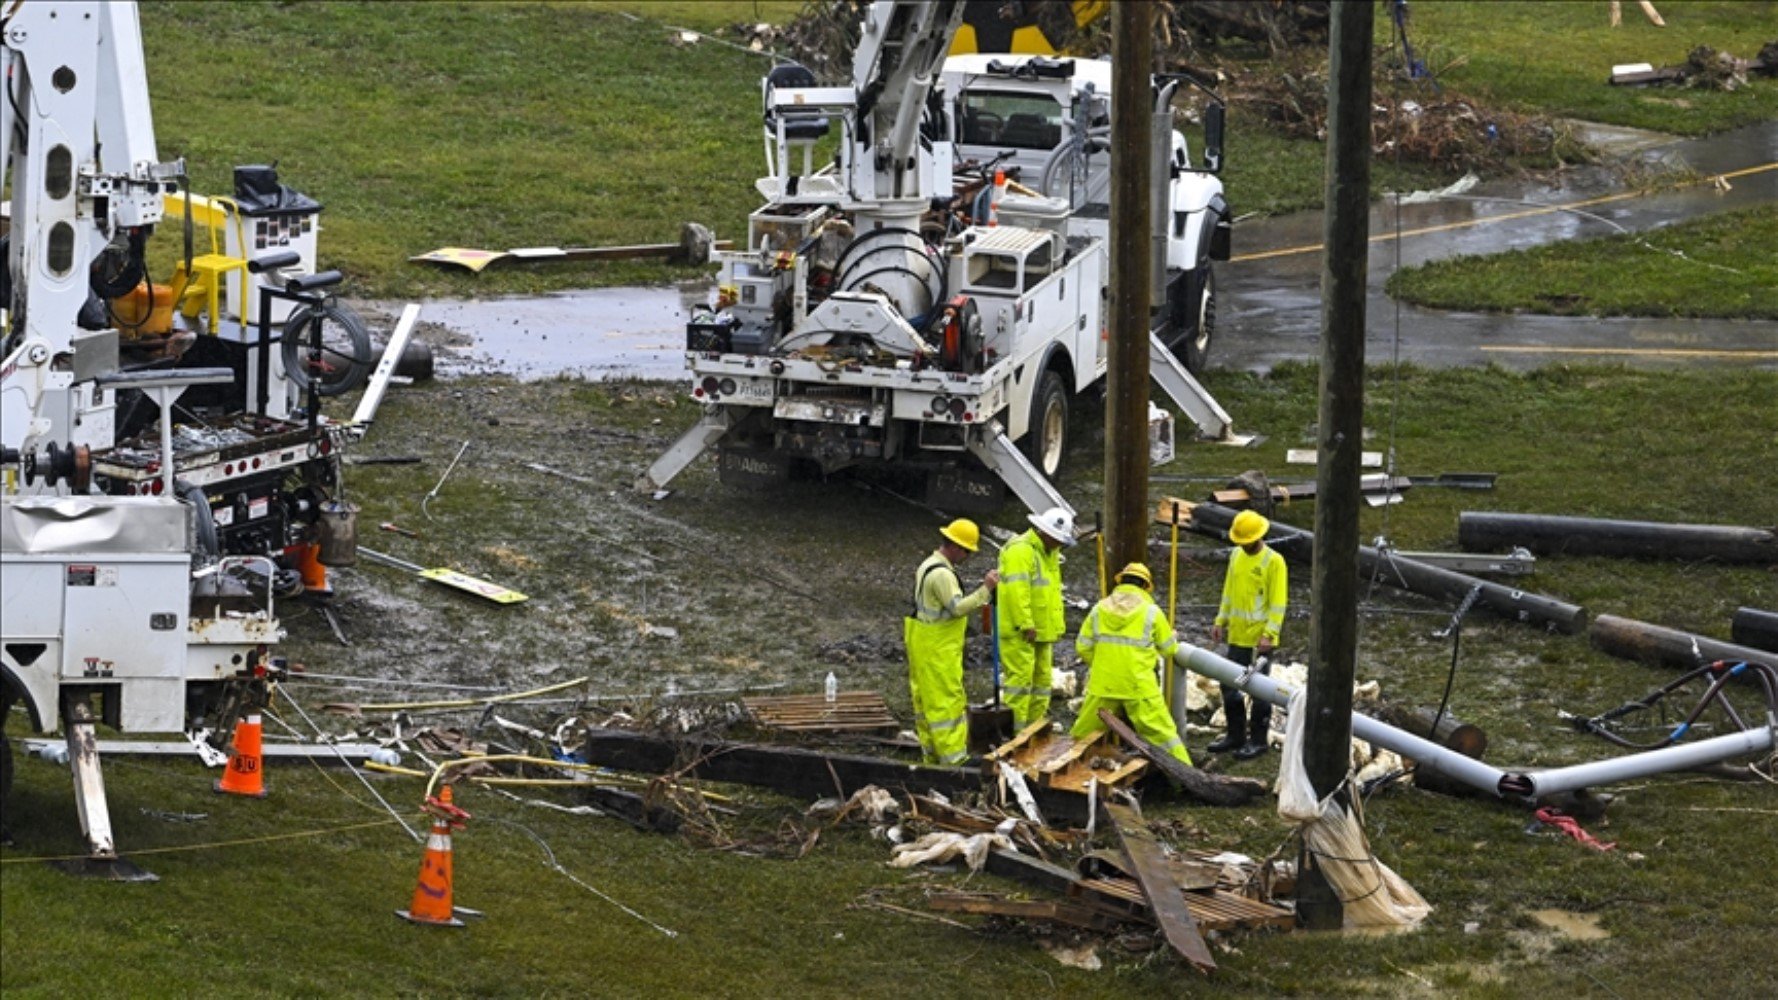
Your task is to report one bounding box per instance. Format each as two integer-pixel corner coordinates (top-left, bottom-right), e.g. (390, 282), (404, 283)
(1172, 644), (1776, 800)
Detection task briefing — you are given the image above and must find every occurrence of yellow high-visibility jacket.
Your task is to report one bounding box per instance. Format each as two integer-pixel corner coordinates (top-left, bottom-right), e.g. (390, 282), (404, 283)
(1214, 544), (1287, 647)
(996, 529), (1065, 642)
(1076, 584), (1179, 700)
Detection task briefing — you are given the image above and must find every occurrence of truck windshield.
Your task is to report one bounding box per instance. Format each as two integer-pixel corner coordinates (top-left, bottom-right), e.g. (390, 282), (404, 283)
(958, 91), (1064, 150)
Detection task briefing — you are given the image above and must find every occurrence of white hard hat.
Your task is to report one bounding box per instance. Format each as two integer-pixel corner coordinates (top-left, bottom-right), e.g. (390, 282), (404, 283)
(1028, 507), (1077, 546)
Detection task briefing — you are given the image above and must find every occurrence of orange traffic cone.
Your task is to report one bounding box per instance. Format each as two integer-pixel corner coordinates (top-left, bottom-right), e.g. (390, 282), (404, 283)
(397, 786), (482, 927)
(293, 542), (329, 595)
(214, 712), (268, 798)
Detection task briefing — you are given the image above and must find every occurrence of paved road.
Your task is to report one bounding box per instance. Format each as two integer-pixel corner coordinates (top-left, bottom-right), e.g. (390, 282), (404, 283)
(1221, 120), (1778, 372)
(399, 123), (1777, 379)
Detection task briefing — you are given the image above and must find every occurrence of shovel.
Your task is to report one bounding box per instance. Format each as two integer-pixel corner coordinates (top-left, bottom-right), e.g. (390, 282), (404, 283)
(967, 600), (1015, 754)
(358, 546), (528, 604)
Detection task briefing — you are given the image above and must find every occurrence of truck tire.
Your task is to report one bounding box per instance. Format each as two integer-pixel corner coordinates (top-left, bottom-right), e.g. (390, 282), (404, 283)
(1021, 368), (1069, 480)
(1176, 266), (1216, 375)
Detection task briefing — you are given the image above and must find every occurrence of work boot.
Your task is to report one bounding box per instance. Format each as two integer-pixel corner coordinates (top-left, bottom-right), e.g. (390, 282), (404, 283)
(1206, 730), (1243, 754)
(1234, 740), (1269, 761)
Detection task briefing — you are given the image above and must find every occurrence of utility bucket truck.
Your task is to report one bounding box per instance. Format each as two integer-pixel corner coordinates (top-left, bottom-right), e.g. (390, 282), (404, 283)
(1, 1), (367, 877)
(643, 1), (1236, 516)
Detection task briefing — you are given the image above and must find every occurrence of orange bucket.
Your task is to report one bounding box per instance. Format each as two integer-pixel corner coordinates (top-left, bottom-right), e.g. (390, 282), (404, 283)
(110, 281), (177, 337)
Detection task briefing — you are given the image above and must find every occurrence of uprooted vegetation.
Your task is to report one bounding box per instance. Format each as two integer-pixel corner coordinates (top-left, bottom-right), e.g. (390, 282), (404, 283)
(749, 0), (1585, 176)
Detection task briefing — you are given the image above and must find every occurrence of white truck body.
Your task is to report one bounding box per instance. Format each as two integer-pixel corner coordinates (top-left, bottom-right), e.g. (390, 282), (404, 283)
(644, 4), (1234, 515)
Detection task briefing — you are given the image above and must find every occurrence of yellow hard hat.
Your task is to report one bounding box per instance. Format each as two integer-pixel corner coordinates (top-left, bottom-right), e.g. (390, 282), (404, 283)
(1117, 562), (1154, 589)
(939, 518), (981, 552)
(1229, 509), (1270, 546)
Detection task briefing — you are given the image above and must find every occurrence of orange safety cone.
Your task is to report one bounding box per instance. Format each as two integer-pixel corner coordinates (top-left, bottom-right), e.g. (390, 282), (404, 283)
(213, 712), (269, 798)
(988, 168), (1007, 226)
(396, 786), (482, 927)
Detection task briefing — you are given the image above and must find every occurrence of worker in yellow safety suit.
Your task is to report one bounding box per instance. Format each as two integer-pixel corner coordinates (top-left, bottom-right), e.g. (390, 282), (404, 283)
(996, 506), (1075, 729)
(904, 519), (999, 765)
(1070, 562), (1191, 765)
(1208, 509), (1289, 761)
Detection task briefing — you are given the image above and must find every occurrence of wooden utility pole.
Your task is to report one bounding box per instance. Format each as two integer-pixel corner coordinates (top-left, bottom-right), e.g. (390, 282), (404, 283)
(1104, 0), (1154, 572)
(1297, 0), (1373, 931)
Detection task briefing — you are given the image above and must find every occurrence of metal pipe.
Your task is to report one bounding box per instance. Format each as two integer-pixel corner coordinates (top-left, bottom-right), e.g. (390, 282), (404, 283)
(1173, 644), (1508, 794)
(1732, 607), (1778, 653)
(1591, 613), (1778, 674)
(1458, 511), (1778, 565)
(1174, 643), (1776, 800)
(1189, 502), (1588, 634)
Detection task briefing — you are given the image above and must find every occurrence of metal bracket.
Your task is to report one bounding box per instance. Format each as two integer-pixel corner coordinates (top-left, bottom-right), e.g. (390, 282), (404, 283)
(638, 408), (736, 492)
(184, 728), (230, 768)
(966, 422), (1070, 519)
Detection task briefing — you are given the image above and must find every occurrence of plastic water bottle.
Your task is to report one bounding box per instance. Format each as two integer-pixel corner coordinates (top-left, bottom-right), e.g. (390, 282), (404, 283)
(825, 671), (838, 704)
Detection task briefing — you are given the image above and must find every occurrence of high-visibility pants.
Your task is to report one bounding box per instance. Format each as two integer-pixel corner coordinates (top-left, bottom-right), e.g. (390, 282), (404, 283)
(1070, 693), (1192, 765)
(905, 618), (970, 766)
(1000, 636), (1053, 729)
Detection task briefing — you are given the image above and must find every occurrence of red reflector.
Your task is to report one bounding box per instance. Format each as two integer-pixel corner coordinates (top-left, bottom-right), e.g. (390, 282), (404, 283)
(693, 387), (705, 397)
(319, 438), (331, 455)
(252, 457), (262, 470)
(963, 413), (974, 423)
(224, 463), (234, 475)
(150, 479), (165, 495)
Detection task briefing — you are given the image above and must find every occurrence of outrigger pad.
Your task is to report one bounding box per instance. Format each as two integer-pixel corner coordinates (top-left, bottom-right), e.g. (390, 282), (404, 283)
(50, 856), (159, 882)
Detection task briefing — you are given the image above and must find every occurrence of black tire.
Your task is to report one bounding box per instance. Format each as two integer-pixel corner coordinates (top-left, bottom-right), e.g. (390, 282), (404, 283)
(281, 301), (373, 396)
(1175, 266), (1216, 375)
(1021, 368), (1069, 480)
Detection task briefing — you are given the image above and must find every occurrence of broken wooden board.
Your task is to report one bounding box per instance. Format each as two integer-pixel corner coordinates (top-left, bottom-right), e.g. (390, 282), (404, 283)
(1107, 801), (1216, 973)
(1096, 709), (1268, 807)
(991, 727), (1148, 795)
(742, 692), (898, 733)
(926, 892), (1130, 934)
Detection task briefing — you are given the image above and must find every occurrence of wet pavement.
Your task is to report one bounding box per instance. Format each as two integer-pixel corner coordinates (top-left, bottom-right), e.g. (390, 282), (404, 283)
(390, 121), (1778, 379)
(1224, 119), (1778, 371)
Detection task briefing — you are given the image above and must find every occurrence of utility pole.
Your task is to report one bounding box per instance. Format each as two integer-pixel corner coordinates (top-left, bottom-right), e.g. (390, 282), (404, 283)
(1297, 0), (1373, 931)
(1104, 0), (1154, 572)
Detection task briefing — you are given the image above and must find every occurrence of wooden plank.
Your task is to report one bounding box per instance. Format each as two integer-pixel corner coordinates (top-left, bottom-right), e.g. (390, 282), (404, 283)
(926, 892), (1131, 933)
(1035, 731), (1101, 774)
(1097, 709), (1267, 807)
(986, 719), (1050, 762)
(1106, 802), (1216, 974)
(743, 691), (898, 733)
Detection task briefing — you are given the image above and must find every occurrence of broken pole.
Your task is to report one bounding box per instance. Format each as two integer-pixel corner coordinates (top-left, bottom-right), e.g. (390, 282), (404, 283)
(1105, 802), (1216, 973)
(1104, 0), (1155, 571)
(1300, 0), (1374, 932)
(1590, 614), (1778, 674)
(1096, 709), (1268, 806)
(1732, 607), (1778, 653)
(1187, 502), (1589, 634)
(571, 727), (1102, 826)
(1458, 512), (1778, 565)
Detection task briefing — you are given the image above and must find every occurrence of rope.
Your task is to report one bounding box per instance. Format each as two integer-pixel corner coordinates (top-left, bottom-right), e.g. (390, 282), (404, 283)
(0, 819), (400, 865)
(277, 687), (422, 842)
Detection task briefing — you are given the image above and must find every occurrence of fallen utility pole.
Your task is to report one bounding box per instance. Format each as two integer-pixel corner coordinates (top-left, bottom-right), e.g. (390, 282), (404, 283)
(1733, 607), (1778, 653)
(1458, 512), (1778, 565)
(1173, 642), (1776, 801)
(572, 728), (1100, 826)
(1189, 501), (1588, 633)
(1590, 614), (1778, 674)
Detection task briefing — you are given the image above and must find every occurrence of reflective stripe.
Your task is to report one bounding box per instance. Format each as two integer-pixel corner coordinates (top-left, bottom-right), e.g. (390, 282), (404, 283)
(1004, 685), (1045, 697)
(929, 714), (966, 732)
(1093, 633), (1152, 649)
(1157, 638), (1179, 657)
(1157, 736), (1185, 753)
(1001, 573), (1032, 584)
(1226, 607), (1270, 622)
(939, 749), (969, 764)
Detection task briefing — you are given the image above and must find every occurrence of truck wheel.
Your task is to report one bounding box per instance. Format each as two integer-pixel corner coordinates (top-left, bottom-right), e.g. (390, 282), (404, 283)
(1021, 369), (1068, 480)
(1177, 267), (1215, 375)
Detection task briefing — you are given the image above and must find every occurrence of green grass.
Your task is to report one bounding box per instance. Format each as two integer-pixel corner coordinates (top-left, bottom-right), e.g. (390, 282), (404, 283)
(1386, 203), (1778, 318)
(8, 363), (1775, 997)
(1403, 1), (1778, 135)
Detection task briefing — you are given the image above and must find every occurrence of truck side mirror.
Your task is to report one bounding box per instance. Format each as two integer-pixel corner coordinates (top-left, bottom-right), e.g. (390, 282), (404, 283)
(1202, 103), (1225, 174)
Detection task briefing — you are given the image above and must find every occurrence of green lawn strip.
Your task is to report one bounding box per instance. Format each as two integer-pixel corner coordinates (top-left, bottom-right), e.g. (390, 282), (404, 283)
(13, 363), (1771, 996)
(1385, 204), (1778, 318)
(1403, 1), (1778, 136)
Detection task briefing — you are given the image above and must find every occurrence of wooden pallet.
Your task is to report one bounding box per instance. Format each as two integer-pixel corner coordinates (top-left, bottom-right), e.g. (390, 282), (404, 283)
(741, 692), (898, 733)
(1075, 877), (1293, 933)
(987, 724), (1148, 794)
